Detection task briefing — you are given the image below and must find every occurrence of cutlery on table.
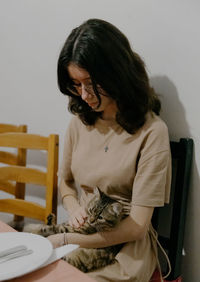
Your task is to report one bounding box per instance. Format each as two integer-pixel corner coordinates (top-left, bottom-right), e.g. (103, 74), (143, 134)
(0, 245), (33, 263)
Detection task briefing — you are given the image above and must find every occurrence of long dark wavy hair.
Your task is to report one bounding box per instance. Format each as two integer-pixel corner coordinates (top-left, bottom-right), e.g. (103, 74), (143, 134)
(57, 18), (161, 134)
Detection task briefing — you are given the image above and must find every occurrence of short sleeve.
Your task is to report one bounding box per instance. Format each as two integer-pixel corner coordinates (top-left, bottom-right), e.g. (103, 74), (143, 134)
(131, 123), (171, 207)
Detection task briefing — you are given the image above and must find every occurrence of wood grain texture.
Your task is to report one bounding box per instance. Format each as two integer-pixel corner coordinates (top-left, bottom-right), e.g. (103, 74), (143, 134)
(0, 130), (59, 224)
(0, 133), (48, 150)
(0, 151), (18, 165)
(0, 123), (27, 133)
(0, 199), (46, 221)
(0, 166), (46, 185)
(0, 180), (16, 195)
(0, 123), (27, 222)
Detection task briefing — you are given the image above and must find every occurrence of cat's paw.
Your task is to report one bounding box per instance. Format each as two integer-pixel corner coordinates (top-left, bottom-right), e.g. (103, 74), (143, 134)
(23, 223), (54, 237)
(47, 213), (56, 225)
(23, 223), (44, 234)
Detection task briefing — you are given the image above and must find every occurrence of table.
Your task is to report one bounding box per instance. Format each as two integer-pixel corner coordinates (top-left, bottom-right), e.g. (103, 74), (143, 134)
(0, 220), (95, 282)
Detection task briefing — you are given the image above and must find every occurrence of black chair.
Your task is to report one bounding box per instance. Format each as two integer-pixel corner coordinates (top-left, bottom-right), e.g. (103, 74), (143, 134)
(152, 138), (193, 281)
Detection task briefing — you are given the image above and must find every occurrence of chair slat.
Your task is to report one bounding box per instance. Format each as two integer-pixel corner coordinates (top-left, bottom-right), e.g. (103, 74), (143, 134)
(0, 166), (46, 186)
(0, 131), (58, 225)
(0, 199), (46, 221)
(0, 123), (27, 222)
(0, 124), (26, 133)
(0, 133), (48, 150)
(0, 151), (18, 165)
(0, 180), (16, 195)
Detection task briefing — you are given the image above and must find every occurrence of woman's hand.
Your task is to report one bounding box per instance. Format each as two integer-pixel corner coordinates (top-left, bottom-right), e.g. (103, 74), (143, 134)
(62, 194), (87, 228)
(47, 233), (65, 248)
(68, 206), (87, 228)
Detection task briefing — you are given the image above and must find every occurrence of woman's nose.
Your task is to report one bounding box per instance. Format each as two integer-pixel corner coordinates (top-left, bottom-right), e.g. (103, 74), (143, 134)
(81, 84), (94, 101)
(80, 86), (90, 101)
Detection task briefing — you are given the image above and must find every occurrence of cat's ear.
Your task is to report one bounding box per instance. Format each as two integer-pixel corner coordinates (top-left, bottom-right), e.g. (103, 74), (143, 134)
(111, 203), (123, 216)
(93, 186), (102, 198)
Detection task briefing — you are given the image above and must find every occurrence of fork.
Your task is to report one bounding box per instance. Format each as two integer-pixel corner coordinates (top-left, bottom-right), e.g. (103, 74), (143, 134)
(0, 245), (33, 263)
(0, 245), (27, 258)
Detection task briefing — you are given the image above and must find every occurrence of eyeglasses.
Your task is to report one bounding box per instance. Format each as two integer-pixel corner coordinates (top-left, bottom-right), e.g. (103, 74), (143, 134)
(67, 82), (96, 96)
(67, 82), (104, 97)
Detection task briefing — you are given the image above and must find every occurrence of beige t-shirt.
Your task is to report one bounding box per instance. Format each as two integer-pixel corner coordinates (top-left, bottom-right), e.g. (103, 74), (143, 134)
(59, 112), (171, 281)
(59, 111), (171, 210)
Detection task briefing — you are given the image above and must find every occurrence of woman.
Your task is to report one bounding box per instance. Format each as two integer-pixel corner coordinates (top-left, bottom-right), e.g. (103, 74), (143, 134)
(48, 19), (171, 282)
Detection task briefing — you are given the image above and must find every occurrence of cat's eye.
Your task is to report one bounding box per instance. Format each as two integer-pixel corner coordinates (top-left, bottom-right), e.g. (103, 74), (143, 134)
(106, 219), (114, 225)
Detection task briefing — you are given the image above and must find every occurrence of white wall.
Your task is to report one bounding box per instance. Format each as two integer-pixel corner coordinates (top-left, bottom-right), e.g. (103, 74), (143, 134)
(0, 1), (199, 280)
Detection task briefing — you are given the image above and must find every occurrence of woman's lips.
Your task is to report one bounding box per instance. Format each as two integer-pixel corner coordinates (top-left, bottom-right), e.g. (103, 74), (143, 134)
(88, 102), (98, 108)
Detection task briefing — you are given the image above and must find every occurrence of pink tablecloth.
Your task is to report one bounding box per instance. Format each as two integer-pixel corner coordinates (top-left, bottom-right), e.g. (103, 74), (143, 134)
(0, 220), (95, 282)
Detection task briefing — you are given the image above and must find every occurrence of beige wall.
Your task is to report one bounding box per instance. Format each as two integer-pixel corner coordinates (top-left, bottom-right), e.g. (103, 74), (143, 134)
(0, 1), (199, 280)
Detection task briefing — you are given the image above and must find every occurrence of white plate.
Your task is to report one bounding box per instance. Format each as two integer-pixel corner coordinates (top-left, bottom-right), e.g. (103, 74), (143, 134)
(0, 232), (53, 281)
(42, 243), (79, 267)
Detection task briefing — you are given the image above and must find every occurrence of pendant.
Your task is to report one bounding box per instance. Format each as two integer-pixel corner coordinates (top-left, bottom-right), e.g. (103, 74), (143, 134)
(104, 146), (109, 152)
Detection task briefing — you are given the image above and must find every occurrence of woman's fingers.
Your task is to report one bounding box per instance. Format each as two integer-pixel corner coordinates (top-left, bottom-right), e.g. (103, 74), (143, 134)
(80, 209), (87, 219)
(69, 207), (87, 228)
(71, 216), (82, 228)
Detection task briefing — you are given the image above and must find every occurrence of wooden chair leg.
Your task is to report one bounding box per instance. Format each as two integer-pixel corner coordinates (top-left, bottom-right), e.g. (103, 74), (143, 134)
(14, 182), (25, 222)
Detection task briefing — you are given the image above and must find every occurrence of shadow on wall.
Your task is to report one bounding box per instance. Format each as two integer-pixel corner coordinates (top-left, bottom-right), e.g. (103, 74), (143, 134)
(150, 75), (191, 140)
(150, 75), (200, 281)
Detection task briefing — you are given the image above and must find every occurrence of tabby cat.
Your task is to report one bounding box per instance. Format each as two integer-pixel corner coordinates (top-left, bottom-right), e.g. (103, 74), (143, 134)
(23, 187), (125, 272)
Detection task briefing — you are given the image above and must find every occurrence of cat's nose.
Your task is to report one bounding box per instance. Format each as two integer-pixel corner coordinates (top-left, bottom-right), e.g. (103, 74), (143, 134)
(89, 216), (95, 223)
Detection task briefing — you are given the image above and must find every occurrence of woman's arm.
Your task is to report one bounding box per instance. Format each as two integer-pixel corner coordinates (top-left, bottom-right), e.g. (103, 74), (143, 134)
(61, 179), (80, 212)
(60, 179), (87, 228)
(47, 205), (154, 248)
(59, 119), (88, 227)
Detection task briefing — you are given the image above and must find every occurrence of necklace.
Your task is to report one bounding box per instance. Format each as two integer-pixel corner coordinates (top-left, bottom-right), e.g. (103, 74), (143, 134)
(104, 145), (109, 152)
(97, 118), (118, 153)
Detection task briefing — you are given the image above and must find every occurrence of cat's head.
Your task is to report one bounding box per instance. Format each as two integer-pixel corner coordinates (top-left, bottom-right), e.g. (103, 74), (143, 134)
(87, 187), (123, 231)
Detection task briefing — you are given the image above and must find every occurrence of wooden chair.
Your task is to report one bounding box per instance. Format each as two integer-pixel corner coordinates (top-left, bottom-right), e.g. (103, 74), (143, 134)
(150, 138), (193, 282)
(0, 132), (59, 224)
(0, 123), (27, 223)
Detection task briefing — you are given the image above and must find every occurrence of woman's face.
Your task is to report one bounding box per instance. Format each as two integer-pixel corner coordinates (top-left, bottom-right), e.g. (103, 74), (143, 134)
(67, 63), (117, 120)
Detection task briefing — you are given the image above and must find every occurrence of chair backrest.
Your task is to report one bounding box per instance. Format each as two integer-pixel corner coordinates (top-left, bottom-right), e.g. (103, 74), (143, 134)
(152, 138), (193, 280)
(0, 132), (59, 224)
(0, 123), (27, 222)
